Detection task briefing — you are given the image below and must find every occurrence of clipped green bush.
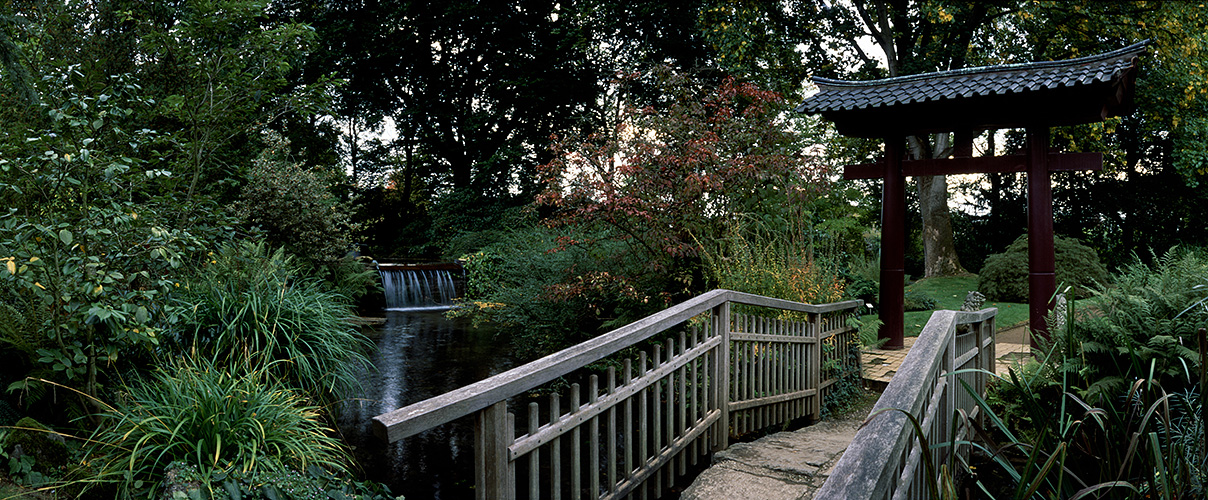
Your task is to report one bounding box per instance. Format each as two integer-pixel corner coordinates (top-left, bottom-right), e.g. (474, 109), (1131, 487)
(902, 289), (937, 311)
(978, 234), (1109, 302)
(86, 358), (350, 498)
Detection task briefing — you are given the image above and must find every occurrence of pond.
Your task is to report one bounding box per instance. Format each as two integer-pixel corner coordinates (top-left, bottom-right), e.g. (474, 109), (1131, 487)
(337, 310), (515, 499)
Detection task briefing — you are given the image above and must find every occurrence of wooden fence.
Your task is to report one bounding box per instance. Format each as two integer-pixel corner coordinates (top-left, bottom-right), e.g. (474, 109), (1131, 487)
(813, 307), (998, 500)
(372, 289), (862, 500)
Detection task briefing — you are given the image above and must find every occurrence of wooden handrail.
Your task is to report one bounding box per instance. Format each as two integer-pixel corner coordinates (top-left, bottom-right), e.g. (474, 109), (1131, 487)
(372, 289), (859, 442)
(814, 307), (998, 499)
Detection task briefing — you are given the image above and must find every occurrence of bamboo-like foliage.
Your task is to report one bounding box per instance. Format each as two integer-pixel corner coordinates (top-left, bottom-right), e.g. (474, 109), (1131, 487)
(176, 241), (373, 403)
(85, 357), (350, 498)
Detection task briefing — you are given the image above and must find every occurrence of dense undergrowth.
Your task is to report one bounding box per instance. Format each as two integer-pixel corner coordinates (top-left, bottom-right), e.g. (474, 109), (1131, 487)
(913, 248), (1208, 499)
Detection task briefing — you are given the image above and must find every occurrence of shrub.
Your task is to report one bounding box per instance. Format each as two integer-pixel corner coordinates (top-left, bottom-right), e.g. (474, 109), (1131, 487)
(703, 217), (846, 307)
(85, 357), (350, 498)
(176, 241), (372, 403)
(452, 224), (660, 361)
(902, 289), (937, 311)
(977, 233), (1109, 302)
(1049, 247), (1208, 399)
(238, 130), (356, 265)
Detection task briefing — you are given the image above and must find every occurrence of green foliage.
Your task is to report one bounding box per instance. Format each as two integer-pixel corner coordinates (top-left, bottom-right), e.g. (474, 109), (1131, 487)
(702, 217), (846, 307)
(452, 225), (659, 361)
(537, 69), (832, 272)
(161, 458), (400, 500)
(978, 233), (1110, 303)
(85, 357), (350, 499)
(176, 241), (372, 403)
(239, 131), (356, 265)
(1, 417), (70, 485)
(0, 72), (219, 411)
(902, 289), (937, 312)
(1048, 248), (1208, 400)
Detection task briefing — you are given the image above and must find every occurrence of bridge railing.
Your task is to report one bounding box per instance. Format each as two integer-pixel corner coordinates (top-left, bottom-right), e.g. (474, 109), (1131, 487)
(372, 289), (862, 500)
(813, 307), (998, 500)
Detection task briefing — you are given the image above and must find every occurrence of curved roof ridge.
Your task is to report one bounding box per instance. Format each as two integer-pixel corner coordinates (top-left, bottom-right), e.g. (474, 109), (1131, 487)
(811, 40), (1150, 89)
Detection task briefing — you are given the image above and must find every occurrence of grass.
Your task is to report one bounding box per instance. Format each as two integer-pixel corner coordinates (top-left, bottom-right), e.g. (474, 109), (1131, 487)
(860, 275), (1029, 338)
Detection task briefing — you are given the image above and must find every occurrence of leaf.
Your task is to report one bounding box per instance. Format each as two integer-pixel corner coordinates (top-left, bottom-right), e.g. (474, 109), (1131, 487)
(5, 260), (14, 275)
(58, 229), (73, 246)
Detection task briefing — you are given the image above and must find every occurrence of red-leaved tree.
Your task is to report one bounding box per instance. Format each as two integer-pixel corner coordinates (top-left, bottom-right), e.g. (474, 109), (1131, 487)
(536, 69), (832, 277)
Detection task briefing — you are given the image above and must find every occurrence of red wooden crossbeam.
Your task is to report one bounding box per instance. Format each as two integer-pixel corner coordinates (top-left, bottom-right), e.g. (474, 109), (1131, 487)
(842, 152), (1102, 180)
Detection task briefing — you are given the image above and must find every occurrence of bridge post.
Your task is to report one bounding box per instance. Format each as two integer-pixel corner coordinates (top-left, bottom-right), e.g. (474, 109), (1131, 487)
(475, 401), (514, 500)
(808, 312), (823, 419)
(713, 301), (730, 452)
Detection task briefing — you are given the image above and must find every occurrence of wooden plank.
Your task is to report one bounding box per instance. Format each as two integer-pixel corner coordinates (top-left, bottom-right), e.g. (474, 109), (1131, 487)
(375, 290), (743, 441)
(841, 152), (1102, 180)
(623, 359), (632, 481)
(571, 385), (582, 500)
(677, 332), (688, 476)
(729, 388), (819, 411)
(607, 367), (617, 494)
(529, 403), (540, 500)
(590, 376), (600, 500)
(664, 338), (675, 487)
(551, 393), (562, 500)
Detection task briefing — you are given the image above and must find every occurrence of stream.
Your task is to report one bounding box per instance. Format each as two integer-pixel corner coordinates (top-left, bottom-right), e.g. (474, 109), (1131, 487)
(337, 310), (515, 499)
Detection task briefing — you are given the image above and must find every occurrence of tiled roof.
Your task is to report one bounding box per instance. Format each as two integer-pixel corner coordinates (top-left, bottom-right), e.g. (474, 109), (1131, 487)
(797, 41), (1149, 115)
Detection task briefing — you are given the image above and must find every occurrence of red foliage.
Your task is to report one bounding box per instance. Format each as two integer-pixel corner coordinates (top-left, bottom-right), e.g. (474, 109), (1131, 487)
(536, 69), (831, 270)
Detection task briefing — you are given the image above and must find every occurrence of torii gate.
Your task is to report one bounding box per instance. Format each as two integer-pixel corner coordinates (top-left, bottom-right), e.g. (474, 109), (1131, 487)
(798, 41), (1148, 349)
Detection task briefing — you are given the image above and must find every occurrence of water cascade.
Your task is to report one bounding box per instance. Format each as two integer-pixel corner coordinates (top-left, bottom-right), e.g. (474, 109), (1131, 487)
(380, 267), (459, 310)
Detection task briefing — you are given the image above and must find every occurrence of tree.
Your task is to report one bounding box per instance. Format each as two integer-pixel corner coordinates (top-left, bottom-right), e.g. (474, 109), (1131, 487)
(537, 70), (831, 278)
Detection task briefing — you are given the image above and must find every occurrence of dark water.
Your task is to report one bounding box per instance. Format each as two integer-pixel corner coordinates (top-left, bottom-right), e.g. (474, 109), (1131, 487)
(337, 310), (515, 499)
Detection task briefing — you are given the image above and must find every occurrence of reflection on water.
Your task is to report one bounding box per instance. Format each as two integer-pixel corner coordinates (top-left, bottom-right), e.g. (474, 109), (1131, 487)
(338, 310), (514, 499)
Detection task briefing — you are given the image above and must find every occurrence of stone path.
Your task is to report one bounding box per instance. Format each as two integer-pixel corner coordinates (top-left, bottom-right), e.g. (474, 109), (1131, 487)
(682, 323), (1034, 499)
(679, 400), (869, 500)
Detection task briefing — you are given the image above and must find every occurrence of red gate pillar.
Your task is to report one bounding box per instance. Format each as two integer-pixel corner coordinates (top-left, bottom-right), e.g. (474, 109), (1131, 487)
(879, 136), (906, 350)
(1027, 127), (1056, 347)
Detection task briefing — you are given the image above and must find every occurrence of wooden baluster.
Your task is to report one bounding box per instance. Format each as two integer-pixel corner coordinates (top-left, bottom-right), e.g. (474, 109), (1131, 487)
(759, 316), (768, 430)
(664, 337), (676, 488)
(529, 402), (540, 500)
(653, 343), (663, 495)
(607, 367), (617, 494)
(571, 384), (581, 500)
(551, 393), (562, 500)
(689, 328), (700, 465)
(623, 358), (633, 482)
(638, 351), (649, 500)
(677, 331), (688, 476)
(589, 375), (600, 500)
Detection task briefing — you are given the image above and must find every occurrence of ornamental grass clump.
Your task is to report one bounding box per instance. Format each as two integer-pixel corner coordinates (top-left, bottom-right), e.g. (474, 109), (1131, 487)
(177, 241), (373, 403)
(85, 357), (350, 498)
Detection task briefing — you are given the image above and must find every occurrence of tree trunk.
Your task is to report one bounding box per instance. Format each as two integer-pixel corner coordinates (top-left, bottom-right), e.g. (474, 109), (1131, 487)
(917, 174), (966, 276)
(910, 134), (967, 277)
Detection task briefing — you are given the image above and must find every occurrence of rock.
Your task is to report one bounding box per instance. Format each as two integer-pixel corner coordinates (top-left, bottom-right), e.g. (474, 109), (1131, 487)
(3, 417), (71, 473)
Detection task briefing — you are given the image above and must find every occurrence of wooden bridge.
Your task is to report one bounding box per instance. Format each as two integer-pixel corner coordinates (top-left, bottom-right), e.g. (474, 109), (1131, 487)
(372, 290), (863, 499)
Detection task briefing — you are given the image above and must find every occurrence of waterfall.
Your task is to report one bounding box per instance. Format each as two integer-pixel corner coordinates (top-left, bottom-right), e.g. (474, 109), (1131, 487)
(381, 268), (459, 310)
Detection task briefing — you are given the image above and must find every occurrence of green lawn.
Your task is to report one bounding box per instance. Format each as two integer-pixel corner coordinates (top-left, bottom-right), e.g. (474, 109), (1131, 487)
(860, 275), (1029, 337)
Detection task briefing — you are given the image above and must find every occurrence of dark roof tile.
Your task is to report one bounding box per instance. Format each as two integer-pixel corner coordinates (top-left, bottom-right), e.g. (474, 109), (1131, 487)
(798, 41), (1148, 114)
